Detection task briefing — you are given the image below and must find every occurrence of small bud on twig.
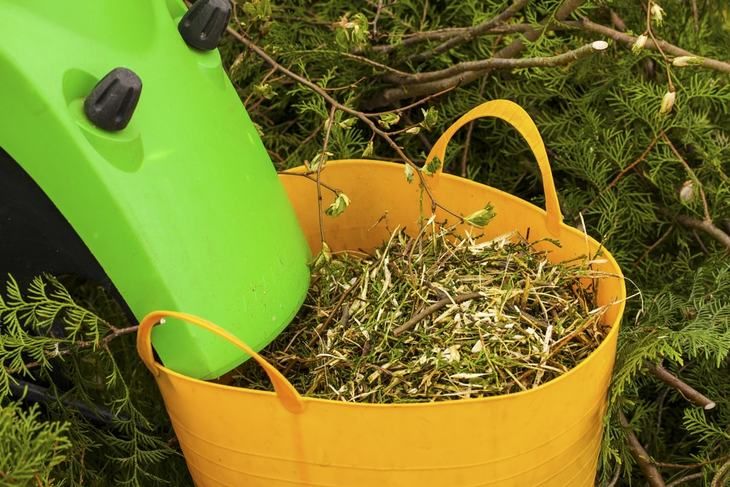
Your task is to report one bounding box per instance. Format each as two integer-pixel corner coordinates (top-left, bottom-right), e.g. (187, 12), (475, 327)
(325, 192), (351, 217)
(404, 163), (415, 184)
(650, 2), (665, 26)
(672, 56), (703, 67)
(464, 204), (496, 227)
(632, 34), (648, 54)
(679, 180), (695, 203)
(660, 90), (676, 114)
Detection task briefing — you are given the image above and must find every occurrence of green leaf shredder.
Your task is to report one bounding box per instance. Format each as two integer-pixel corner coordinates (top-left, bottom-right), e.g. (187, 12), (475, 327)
(0, 0), (310, 379)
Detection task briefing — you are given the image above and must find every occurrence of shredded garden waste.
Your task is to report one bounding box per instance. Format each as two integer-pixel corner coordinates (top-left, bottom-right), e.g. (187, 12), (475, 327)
(235, 217), (609, 403)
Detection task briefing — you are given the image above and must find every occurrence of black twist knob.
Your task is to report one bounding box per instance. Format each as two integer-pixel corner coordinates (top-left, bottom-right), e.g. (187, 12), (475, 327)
(83, 68), (142, 132)
(178, 0), (232, 51)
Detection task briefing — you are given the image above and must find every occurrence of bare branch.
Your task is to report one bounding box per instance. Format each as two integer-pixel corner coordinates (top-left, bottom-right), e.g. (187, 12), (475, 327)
(368, 0), (587, 107)
(570, 18), (730, 74)
(278, 171), (342, 195)
(408, 0), (530, 63)
(316, 105), (337, 244)
(649, 363), (717, 410)
(224, 26), (464, 221)
(674, 214), (730, 251)
(619, 410), (667, 487)
(372, 0), (529, 56)
(690, 0), (699, 32)
(607, 465), (622, 487)
(384, 41), (607, 85)
(667, 473), (704, 487)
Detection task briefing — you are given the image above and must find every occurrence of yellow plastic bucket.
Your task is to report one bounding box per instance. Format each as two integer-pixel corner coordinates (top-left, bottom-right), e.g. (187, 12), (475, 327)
(137, 100), (626, 486)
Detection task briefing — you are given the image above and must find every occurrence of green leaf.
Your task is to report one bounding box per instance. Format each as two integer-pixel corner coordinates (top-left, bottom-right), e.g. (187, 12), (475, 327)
(325, 192), (351, 217)
(404, 163), (415, 183)
(422, 156), (442, 176)
(420, 107), (439, 131)
(253, 83), (276, 100)
(378, 112), (401, 129)
(362, 140), (374, 157)
(242, 0), (272, 20)
(334, 13), (370, 50)
(312, 241), (332, 269)
(339, 117), (357, 129)
(464, 204), (496, 227)
(307, 151), (332, 172)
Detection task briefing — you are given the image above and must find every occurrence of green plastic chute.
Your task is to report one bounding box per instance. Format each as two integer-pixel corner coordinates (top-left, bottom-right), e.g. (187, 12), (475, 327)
(0, 0), (310, 379)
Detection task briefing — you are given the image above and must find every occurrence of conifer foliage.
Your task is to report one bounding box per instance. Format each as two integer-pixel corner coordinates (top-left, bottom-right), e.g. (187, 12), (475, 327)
(2, 0), (728, 485)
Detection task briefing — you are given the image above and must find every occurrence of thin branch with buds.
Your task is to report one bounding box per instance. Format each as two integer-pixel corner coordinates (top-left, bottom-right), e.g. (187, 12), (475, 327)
(383, 41), (608, 85)
(225, 26), (464, 221)
(315, 105), (337, 245)
(368, 0), (589, 107)
(570, 18), (730, 74)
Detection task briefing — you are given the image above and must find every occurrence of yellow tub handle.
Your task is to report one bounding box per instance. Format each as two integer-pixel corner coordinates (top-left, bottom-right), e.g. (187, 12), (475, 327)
(426, 99), (564, 234)
(137, 311), (305, 413)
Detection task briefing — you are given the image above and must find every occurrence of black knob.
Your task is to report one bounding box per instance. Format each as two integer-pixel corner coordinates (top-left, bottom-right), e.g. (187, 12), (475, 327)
(178, 0), (232, 51)
(83, 68), (142, 132)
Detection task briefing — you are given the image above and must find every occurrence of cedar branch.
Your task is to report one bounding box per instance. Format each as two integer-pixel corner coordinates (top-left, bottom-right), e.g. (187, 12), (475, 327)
(13, 325), (139, 373)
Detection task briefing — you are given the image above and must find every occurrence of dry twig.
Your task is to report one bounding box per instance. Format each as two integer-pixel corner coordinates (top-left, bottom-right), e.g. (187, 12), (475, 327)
(570, 18), (730, 74)
(666, 472), (704, 487)
(674, 214), (730, 251)
(649, 363), (717, 410)
(393, 291), (485, 336)
(408, 0), (530, 63)
(383, 41), (608, 85)
(315, 106), (337, 244)
(619, 410), (667, 487)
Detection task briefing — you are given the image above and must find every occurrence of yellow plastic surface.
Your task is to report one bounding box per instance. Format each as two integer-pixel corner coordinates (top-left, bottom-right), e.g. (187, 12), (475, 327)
(137, 100), (626, 487)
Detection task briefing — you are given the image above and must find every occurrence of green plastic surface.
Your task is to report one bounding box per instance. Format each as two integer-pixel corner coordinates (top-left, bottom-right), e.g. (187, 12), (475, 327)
(0, 0), (310, 379)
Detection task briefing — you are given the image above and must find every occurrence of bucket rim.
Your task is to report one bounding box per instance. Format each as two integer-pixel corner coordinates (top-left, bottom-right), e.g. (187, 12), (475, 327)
(150, 159), (627, 409)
